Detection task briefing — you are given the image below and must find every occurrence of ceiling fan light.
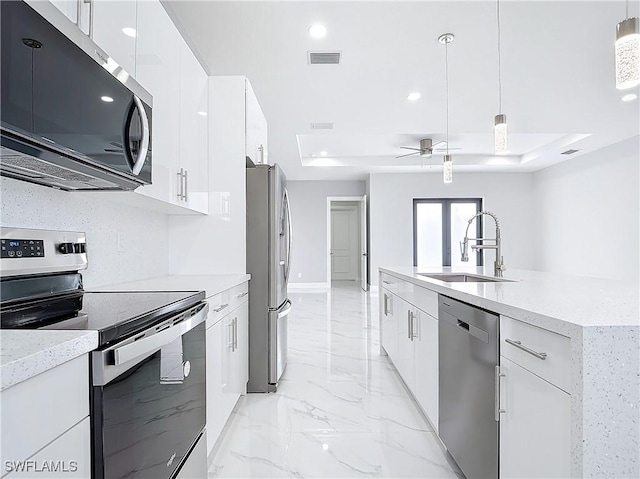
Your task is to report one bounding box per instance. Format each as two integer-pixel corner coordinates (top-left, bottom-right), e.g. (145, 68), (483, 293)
(443, 155), (453, 184)
(494, 114), (508, 154)
(616, 17), (640, 89)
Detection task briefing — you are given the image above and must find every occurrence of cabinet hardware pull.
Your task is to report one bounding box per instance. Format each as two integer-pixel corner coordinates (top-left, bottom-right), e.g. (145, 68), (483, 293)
(233, 317), (238, 351)
(183, 169), (188, 202)
(495, 365), (506, 421)
(213, 303), (229, 313)
(505, 338), (547, 360)
(383, 280), (391, 285)
(176, 169), (184, 200)
(407, 311), (413, 340)
(235, 291), (248, 298)
(412, 310), (418, 339)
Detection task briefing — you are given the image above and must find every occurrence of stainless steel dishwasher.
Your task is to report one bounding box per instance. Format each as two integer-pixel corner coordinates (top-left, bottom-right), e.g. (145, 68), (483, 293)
(439, 295), (499, 479)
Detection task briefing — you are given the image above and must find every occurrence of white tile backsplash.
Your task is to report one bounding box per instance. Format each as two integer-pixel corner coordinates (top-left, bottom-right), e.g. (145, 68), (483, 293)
(1, 177), (169, 288)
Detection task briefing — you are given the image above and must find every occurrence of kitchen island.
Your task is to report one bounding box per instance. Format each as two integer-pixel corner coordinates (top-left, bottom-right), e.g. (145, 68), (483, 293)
(379, 266), (639, 479)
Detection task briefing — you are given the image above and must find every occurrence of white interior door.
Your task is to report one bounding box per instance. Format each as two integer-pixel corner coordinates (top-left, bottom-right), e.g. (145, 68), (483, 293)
(360, 195), (368, 291)
(330, 206), (359, 281)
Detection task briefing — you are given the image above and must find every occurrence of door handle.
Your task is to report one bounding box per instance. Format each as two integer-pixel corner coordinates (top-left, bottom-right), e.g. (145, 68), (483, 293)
(183, 169), (188, 202)
(407, 311), (413, 340)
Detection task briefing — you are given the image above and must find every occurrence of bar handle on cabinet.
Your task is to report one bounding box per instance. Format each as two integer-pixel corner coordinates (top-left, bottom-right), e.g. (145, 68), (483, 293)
(505, 338), (547, 360)
(407, 311), (413, 340)
(176, 168), (184, 200)
(383, 294), (388, 316)
(235, 291), (248, 299)
(183, 169), (188, 202)
(233, 317), (238, 351)
(411, 310), (419, 340)
(495, 365), (506, 421)
(213, 303), (229, 313)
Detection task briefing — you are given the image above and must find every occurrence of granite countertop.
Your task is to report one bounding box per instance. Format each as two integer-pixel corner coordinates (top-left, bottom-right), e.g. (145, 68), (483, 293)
(0, 330), (98, 391)
(380, 266), (639, 336)
(94, 274), (251, 299)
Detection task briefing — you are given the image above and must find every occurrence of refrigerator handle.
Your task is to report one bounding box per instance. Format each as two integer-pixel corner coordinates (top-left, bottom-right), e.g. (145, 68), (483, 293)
(278, 299), (293, 319)
(283, 187), (293, 284)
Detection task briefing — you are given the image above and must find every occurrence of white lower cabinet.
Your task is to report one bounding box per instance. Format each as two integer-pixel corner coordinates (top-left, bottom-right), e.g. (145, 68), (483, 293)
(206, 292), (249, 456)
(0, 355), (90, 478)
(499, 357), (571, 478)
(380, 277), (439, 430)
(413, 309), (439, 432)
(381, 289), (398, 362)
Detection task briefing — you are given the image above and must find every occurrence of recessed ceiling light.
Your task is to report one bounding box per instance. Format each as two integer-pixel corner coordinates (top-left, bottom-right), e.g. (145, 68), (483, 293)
(308, 24), (327, 39)
(101, 96), (114, 103)
(407, 92), (421, 101)
(621, 93), (638, 101)
(320, 151), (328, 156)
(122, 27), (137, 38)
(197, 111), (208, 116)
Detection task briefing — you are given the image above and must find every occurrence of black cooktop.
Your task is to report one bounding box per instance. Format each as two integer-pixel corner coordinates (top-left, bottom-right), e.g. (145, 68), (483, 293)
(35, 290), (205, 347)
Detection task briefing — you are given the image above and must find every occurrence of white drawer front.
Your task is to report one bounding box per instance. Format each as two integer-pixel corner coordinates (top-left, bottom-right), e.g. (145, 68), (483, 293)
(229, 282), (249, 311)
(399, 282), (438, 319)
(5, 417), (91, 478)
(0, 356), (89, 469)
(500, 316), (571, 393)
(206, 290), (231, 329)
(380, 273), (399, 294)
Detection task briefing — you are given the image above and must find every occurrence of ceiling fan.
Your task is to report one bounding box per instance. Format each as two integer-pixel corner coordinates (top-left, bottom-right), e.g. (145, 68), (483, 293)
(396, 138), (461, 159)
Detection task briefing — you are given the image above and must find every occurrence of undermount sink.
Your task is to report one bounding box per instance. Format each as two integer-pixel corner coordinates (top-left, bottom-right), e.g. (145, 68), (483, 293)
(418, 273), (515, 283)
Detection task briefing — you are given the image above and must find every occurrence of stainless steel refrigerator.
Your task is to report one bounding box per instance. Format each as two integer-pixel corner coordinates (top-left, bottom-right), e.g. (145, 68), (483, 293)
(246, 163), (292, 392)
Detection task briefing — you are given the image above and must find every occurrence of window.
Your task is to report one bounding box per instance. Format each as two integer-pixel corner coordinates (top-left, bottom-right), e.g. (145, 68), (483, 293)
(413, 198), (483, 267)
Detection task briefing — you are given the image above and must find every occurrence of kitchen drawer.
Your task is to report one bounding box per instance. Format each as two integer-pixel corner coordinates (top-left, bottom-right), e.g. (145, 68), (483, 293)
(399, 281), (438, 319)
(206, 290), (231, 329)
(229, 281), (249, 311)
(500, 316), (571, 393)
(380, 273), (399, 294)
(0, 355), (89, 468)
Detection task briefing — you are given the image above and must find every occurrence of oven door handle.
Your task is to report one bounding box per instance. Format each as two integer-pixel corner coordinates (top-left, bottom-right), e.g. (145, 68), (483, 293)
(112, 302), (208, 366)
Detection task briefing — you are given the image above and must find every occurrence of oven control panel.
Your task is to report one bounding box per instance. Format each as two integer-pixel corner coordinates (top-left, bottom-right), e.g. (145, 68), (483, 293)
(1, 239), (45, 258)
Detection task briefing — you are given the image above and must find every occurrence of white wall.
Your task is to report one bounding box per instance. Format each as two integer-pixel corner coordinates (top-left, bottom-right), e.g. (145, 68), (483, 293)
(532, 136), (639, 282)
(288, 180), (365, 284)
(168, 76), (247, 275)
(0, 177), (169, 288)
(369, 172), (536, 286)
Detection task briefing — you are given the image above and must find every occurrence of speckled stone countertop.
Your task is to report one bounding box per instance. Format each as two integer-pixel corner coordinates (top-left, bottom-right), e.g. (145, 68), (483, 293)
(0, 330), (98, 391)
(380, 266), (639, 337)
(95, 274), (250, 299)
(380, 266), (640, 478)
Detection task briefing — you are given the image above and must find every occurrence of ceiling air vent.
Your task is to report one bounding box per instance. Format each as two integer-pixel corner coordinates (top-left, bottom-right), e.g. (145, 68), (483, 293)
(310, 122), (334, 130)
(561, 149), (579, 155)
(308, 51), (341, 65)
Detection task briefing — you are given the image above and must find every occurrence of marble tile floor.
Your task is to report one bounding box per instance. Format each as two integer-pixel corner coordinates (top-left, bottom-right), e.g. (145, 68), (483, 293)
(208, 281), (463, 478)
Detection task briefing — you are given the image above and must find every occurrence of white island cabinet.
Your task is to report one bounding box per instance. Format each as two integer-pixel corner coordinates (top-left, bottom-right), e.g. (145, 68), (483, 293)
(378, 266), (640, 479)
(380, 273), (439, 432)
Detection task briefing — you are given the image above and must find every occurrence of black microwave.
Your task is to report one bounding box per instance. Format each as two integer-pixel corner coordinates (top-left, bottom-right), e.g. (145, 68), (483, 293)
(0, 0), (152, 191)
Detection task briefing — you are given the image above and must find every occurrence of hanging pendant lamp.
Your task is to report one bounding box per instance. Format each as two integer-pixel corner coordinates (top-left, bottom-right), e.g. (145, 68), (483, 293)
(439, 33), (454, 184)
(494, 0), (508, 154)
(616, 1), (640, 90)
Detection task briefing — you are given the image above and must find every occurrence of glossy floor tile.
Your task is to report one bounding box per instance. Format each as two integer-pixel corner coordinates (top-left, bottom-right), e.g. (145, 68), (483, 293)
(208, 282), (463, 478)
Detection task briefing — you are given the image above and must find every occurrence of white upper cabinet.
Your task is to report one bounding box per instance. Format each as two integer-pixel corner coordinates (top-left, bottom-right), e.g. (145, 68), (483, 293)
(245, 81), (268, 164)
(133, 0), (181, 208)
(92, 0), (137, 75)
(178, 41), (209, 213)
(48, 0), (77, 23)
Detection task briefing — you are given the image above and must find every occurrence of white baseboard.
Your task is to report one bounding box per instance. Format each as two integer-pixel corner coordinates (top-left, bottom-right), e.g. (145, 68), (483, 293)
(288, 282), (330, 289)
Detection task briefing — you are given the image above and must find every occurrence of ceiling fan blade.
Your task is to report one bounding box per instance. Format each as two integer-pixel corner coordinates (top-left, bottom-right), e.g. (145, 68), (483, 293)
(395, 152), (420, 158)
(431, 141), (447, 149)
(399, 147), (421, 151)
(432, 147), (462, 151)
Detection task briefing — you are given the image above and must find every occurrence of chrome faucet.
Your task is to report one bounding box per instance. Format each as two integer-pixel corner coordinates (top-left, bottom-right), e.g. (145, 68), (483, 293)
(460, 211), (506, 277)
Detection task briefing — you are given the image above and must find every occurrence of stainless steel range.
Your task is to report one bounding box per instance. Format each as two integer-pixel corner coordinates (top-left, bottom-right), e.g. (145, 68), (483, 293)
(0, 227), (208, 479)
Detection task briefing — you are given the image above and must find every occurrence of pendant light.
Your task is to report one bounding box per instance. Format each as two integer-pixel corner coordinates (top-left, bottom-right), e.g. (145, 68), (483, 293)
(616, 0), (640, 90)
(494, 0), (508, 154)
(439, 33), (454, 184)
